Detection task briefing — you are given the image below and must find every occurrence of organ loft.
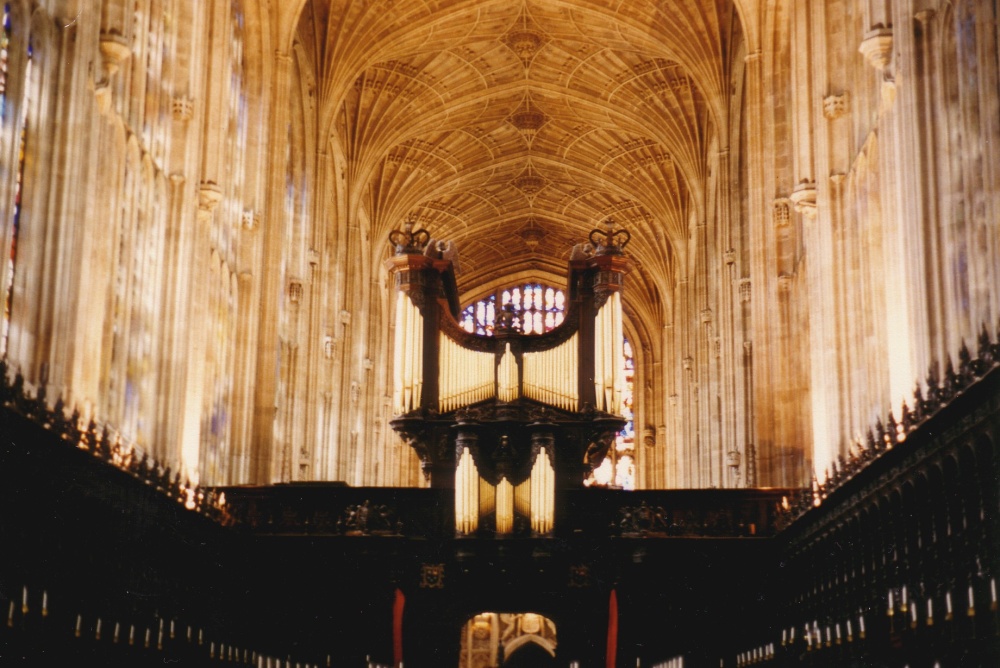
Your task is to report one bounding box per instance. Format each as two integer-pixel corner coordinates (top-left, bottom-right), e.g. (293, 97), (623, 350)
(1, 1), (999, 667)
(386, 218), (633, 536)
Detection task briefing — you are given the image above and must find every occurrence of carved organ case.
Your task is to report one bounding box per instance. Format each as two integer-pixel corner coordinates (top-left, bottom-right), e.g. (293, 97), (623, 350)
(386, 222), (631, 536)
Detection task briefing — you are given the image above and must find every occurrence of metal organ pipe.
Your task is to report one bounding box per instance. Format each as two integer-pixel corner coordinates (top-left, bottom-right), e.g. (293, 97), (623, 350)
(523, 334), (578, 411)
(438, 334), (495, 412)
(496, 477), (514, 534)
(529, 447), (554, 535)
(594, 292), (624, 414)
(497, 343), (518, 402)
(392, 293), (423, 414)
(455, 447), (479, 535)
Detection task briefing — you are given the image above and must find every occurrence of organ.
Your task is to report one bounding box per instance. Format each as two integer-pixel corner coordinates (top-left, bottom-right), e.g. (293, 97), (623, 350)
(386, 220), (632, 536)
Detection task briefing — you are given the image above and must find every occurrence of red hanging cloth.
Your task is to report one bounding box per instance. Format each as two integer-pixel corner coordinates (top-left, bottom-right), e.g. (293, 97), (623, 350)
(393, 588), (405, 666)
(606, 588), (618, 668)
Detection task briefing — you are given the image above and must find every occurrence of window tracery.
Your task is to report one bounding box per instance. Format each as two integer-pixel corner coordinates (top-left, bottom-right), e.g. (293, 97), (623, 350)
(585, 337), (635, 490)
(1, 20), (28, 358)
(460, 283), (566, 335)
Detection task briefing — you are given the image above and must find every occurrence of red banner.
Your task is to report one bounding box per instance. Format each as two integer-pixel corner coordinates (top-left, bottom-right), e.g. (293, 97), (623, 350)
(393, 588), (405, 666)
(606, 588), (618, 668)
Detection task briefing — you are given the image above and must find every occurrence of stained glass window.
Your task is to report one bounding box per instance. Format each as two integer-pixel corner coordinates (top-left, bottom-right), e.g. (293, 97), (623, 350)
(0, 4), (10, 120)
(585, 337), (635, 490)
(1, 29), (28, 357)
(460, 283), (565, 335)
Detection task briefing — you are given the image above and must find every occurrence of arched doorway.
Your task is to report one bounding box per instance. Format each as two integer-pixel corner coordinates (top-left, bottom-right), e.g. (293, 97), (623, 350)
(458, 612), (557, 668)
(503, 640), (556, 667)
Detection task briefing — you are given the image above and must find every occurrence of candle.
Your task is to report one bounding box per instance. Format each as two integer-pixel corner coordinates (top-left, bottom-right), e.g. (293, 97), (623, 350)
(170, 619), (175, 638)
(859, 613), (866, 637)
(211, 641), (216, 658)
(910, 603), (918, 628)
(946, 591), (953, 619)
(968, 585), (975, 616)
(805, 625), (812, 649)
(902, 585), (908, 612)
(114, 621), (120, 643)
(781, 629), (787, 645)
(7, 601), (15, 628)
(145, 627), (151, 648)
(21, 586), (27, 614)
(74, 614), (81, 637)
(888, 589), (894, 615)
(41, 591), (48, 617)
(158, 628), (163, 650)
(991, 578), (998, 609)
(790, 625), (796, 642)
(927, 598), (934, 626)
(129, 624), (135, 645)
(95, 617), (102, 640)
(825, 626), (831, 647)
(846, 619), (853, 640)
(835, 623), (841, 643)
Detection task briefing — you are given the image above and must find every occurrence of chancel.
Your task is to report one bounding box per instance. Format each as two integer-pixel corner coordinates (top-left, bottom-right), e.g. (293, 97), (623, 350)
(0, 1), (998, 667)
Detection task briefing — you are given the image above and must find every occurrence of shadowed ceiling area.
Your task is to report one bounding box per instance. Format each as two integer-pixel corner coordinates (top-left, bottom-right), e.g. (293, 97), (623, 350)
(292, 0), (740, 304)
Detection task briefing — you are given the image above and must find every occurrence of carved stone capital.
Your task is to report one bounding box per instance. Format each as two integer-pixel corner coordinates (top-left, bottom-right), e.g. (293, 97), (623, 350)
(859, 28), (893, 71)
(198, 182), (223, 213)
(789, 181), (818, 219)
(99, 33), (131, 78)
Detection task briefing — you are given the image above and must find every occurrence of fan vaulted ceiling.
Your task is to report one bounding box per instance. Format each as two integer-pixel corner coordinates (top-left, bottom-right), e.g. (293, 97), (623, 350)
(293, 0), (739, 304)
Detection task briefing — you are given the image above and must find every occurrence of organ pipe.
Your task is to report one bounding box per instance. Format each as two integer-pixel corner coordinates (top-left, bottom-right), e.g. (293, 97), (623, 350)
(438, 333), (495, 412)
(593, 292), (624, 414)
(455, 447), (479, 535)
(479, 476), (495, 516)
(498, 343), (518, 402)
(496, 477), (514, 534)
(530, 447), (554, 535)
(523, 334), (578, 410)
(392, 293), (423, 414)
(514, 479), (531, 516)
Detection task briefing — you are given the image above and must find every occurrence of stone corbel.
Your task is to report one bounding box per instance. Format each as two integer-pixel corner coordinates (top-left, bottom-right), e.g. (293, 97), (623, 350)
(859, 27), (893, 71)
(94, 32), (130, 113)
(789, 181), (818, 219)
(197, 182), (223, 223)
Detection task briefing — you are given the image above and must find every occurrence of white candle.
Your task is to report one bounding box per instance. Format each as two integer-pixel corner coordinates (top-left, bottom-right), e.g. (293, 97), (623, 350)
(859, 613), (866, 635)
(790, 625), (796, 642)
(114, 621), (120, 643)
(41, 591), (47, 616)
(946, 591), (953, 616)
(170, 619), (175, 638)
(888, 589), (894, 614)
(910, 603), (918, 626)
(782, 629), (787, 644)
(95, 618), (102, 639)
(991, 578), (998, 605)
(902, 585), (908, 610)
(129, 624), (135, 645)
(846, 619), (853, 639)
(968, 585), (975, 614)
(74, 614), (82, 637)
(835, 623), (841, 642)
(21, 586), (27, 613)
(927, 598), (934, 623)
(145, 627), (151, 647)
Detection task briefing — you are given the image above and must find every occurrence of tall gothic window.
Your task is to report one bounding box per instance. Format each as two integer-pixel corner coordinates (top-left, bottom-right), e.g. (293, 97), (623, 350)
(1, 22), (29, 357)
(460, 283), (566, 335)
(0, 4), (9, 119)
(585, 337), (635, 490)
